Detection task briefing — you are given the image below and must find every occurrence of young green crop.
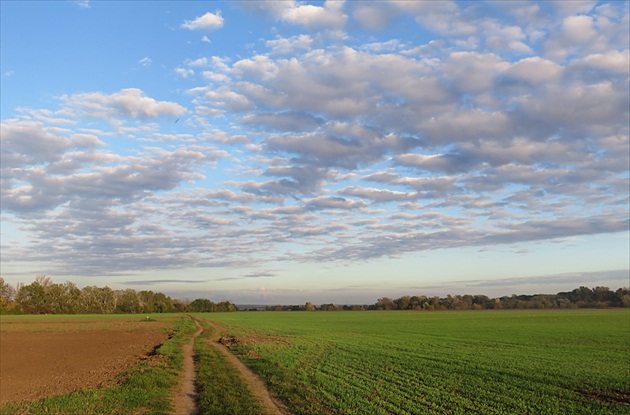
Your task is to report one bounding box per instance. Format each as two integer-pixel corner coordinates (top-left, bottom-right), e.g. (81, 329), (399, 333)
(204, 310), (630, 415)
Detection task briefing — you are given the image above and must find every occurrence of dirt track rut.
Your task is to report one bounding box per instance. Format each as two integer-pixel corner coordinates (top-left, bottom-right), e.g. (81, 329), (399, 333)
(206, 321), (290, 415)
(172, 320), (203, 415)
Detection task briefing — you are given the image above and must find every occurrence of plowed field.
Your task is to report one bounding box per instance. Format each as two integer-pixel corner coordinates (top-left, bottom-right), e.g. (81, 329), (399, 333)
(0, 316), (172, 404)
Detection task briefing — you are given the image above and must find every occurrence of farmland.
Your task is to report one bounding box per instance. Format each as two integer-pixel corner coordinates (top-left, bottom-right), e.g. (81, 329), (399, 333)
(0, 314), (192, 415)
(204, 309), (630, 415)
(0, 310), (628, 414)
(0, 314), (279, 415)
(0, 314), (176, 405)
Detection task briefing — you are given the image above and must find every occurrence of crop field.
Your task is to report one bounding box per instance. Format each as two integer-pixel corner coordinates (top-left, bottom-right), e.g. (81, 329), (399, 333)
(0, 314), (178, 405)
(0, 314), (191, 414)
(0, 310), (628, 414)
(0, 314), (279, 415)
(204, 309), (630, 415)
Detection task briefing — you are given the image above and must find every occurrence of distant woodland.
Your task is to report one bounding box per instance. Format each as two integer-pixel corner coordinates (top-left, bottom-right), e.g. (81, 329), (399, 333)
(0, 276), (235, 315)
(264, 285), (629, 311)
(1, 276), (628, 315)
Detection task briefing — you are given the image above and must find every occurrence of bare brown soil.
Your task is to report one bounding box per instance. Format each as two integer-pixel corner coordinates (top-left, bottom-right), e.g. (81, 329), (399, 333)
(206, 321), (291, 415)
(0, 317), (170, 405)
(577, 388), (630, 405)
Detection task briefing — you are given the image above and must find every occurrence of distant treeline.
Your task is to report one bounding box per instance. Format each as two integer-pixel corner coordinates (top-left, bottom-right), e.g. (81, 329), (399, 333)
(2, 277), (627, 315)
(261, 286), (630, 311)
(0, 276), (236, 315)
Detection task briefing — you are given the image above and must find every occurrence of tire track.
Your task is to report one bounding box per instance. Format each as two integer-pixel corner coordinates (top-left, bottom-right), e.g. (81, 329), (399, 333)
(172, 319), (203, 415)
(205, 320), (291, 415)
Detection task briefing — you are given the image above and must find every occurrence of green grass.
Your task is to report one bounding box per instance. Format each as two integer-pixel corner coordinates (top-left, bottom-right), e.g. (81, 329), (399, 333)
(192, 318), (269, 415)
(0, 316), (197, 415)
(203, 309), (630, 415)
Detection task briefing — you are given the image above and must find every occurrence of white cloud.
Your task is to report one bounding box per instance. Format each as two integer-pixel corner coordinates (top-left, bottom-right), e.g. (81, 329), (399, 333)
(2, 1), (628, 281)
(266, 35), (313, 55)
(70, 133), (105, 148)
(352, 3), (398, 31)
(181, 11), (224, 31)
(74, 0), (90, 9)
(406, 1), (477, 37)
(563, 15), (597, 43)
(1, 120), (73, 167)
(571, 50), (630, 73)
(61, 88), (186, 121)
(338, 186), (418, 203)
(551, 0), (597, 17)
(442, 51), (510, 93)
(176, 67), (194, 78)
(187, 57), (208, 67)
(138, 57), (152, 67)
(481, 20), (532, 54)
(280, 0), (347, 29)
(247, 0), (347, 30)
(305, 195), (367, 211)
(202, 71), (229, 83)
(506, 57), (564, 84)
(233, 55), (279, 81)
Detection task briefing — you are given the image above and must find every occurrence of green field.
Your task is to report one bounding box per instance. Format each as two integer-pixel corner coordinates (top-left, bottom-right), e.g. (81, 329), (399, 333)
(203, 309), (630, 415)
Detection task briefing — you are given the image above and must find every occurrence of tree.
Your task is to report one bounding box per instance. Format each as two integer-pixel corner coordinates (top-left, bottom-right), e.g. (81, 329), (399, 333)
(116, 289), (143, 314)
(35, 275), (53, 288)
(81, 286), (116, 314)
(138, 290), (156, 313)
(16, 281), (47, 314)
(188, 298), (215, 312)
(408, 296), (423, 310)
(618, 288), (630, 308)
(305, 301), (316, 311)
(376, 297), (395, 310)
(0, 278), (19, 314)
(394, 296), (411, 310)
(173, 299), (189, 312)
(216, 301), (236, 312)
(152, 292), (175, 313)
(6, 276), (241, 315)
(47, 282), (82, 314)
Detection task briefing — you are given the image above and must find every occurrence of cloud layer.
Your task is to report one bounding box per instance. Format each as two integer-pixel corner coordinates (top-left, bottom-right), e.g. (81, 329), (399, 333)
(1, 1), (628, 284)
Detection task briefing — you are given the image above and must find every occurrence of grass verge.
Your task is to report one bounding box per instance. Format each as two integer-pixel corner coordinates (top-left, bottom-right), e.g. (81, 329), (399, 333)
(0, 316), (197, 415)
(193, 318), (269, 415)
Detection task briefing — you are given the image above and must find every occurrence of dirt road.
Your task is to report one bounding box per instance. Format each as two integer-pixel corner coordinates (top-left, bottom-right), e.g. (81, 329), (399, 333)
(172, 320), (203, 415)
(205, 320), (290, 415)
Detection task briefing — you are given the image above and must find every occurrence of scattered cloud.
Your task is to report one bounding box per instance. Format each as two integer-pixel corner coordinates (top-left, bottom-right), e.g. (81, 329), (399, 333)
(175, 67), (194, 78)
(60, 88), (186, 122)
(138, 57), (152, 67)
(266, 35), (314, 55)
(181, 11), (224, 31)
(280, 0), (348, 30)
(122, 279), (209, 286)
(74, 0), (90, 9)
(242, 271), (277, 279)
(1, 1), (628, 286)
(352, 3), (399, 31)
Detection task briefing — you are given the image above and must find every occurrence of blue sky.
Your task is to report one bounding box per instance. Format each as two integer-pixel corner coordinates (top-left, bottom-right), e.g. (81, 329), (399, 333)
(1, 1), (628, 304)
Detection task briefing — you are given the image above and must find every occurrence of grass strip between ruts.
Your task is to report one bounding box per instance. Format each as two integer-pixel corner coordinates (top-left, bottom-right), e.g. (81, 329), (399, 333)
(0, 316), (198, 415)
(193, 318), (271, 415)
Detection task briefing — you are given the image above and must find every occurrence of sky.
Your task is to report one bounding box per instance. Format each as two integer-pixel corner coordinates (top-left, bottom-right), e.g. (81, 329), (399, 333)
(1, 1), (628, 305)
